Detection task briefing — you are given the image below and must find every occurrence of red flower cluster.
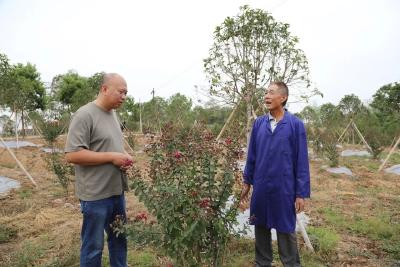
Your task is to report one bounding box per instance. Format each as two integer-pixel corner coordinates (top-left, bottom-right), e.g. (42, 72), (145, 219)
(174, 151), (182, 159)
(225, 137), (233, 145)
(134, 212), (148, 222)
(122, 159), (134, 168)
(199, 198), (210, 209)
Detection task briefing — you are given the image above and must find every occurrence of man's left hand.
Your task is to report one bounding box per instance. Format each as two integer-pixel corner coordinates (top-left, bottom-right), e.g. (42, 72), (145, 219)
(295, 197), (305, 213)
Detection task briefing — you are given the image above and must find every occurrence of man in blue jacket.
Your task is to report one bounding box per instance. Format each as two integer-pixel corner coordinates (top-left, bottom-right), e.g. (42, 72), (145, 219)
(240, 81), (310, 267)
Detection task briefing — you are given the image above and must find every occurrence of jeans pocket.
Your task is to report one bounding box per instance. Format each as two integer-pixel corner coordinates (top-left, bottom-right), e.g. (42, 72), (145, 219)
(79, 200), (86, 213)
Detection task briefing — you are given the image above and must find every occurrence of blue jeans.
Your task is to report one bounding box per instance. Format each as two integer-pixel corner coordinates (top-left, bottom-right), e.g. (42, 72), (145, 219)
(80, 194), (127, 267)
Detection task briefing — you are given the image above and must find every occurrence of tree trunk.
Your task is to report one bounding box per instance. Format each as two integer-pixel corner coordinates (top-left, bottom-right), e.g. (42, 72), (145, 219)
(246, 100), (253, 147)
(21, 109), (25, 137)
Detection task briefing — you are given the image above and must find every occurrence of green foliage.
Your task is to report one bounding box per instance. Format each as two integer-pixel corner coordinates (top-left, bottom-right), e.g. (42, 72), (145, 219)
(165, 93), (194, 127)
(45, 152), (74, 195)
(371, 82), (400, 118)
(349, 214), (400, 260)
(311, 127), (339, 166)
(338, 94), (365, 119)
(371, 82), (400, 140)
(6, 63), (46, 111)
(193, 103), (233, 135)
(13, 240), (47, 267)
(297, 106), (320, 125)
(319, 103), (343, 127)
(0, 62), (46, 135)
(204, 6), (318, 104)
(1, 118), (15, 136)
(125, 123), (243, 266)
(308, 227), (339, 259)
(319, 207), (347, 229)
(127, 249), (159, 267)
(0, 53), (12, 105)
(349, 215), (398, 240)
(52, 71), (103, 112)
(0, 224), (17, 243)
(40, 121), (66, 146)
(142, 97), (167, 133)
(18, 188), (33, 199)
(118, 96), (140, 131)
(361, 117), (386, 159)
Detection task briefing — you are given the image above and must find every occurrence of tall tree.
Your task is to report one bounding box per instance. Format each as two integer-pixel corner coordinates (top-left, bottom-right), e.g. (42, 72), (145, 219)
(3, 63), (46, 135)
(52, 71), (104, 112)
(53, 71), (88, 112)
(142, 96), (167, 133)
(319, 103), (343, 127)
(297, 106), (319, 125)
(0, 53), (12, 109)
(370, 82), (400, 140)
(165, 93), (194, 126)
(337, 94), (364, 119)
(204, 6), (321, 142)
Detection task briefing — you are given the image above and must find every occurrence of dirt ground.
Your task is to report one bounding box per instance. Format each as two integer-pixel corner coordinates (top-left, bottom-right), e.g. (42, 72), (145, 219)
(0, 135), (399, 266)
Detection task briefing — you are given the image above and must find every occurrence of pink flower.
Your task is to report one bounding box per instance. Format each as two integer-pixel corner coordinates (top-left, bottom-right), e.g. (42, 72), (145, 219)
(174, 151), (182, 159)
(122, 159), (134, 168)
(134, 212), (148, 221)
(225, 138), (233, 145)
(199, 198), (210, 209)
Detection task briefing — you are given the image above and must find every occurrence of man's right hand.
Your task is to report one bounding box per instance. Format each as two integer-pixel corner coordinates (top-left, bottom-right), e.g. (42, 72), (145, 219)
(239, 183), (251, 211)
(111, 153), (133, 169)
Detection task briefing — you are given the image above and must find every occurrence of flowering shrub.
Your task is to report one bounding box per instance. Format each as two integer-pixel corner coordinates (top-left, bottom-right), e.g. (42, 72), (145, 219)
(124, 123), (242, 266)
(45, 152), (74, 195)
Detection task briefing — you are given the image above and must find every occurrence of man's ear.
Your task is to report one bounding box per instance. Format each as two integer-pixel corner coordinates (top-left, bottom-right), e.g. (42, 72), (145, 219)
(100, 84), (107, 94)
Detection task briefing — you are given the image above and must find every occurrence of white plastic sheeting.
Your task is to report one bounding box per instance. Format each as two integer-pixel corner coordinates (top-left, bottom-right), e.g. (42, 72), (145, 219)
(326, 166), (353, 176)
(385, 164), (400, 175)
(0, 176), (20, 195)
(0, 140), (38, 148)
(341, 150), (371, 157)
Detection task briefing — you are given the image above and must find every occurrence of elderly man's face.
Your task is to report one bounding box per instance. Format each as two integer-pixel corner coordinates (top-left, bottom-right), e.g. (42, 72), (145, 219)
(104, 77), (128, 109)
(264, 84), (287, 111)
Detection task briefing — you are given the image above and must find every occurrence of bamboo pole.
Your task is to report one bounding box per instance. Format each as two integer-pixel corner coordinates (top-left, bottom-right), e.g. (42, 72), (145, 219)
(0, 136), (38, 187)
(352, 122), (372, 152)
(26, 113), (43, 136)
(216, 102), (240, 141)
(378, 135), (400, 172)
(337, 120), (352, 143)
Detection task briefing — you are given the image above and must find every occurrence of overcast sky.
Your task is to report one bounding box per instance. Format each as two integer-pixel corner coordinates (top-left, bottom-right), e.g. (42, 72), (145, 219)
(0, 0), (399, 112)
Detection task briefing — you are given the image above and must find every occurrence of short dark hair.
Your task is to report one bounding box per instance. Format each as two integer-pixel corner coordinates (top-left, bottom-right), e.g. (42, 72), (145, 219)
(270, 81), (289, 106)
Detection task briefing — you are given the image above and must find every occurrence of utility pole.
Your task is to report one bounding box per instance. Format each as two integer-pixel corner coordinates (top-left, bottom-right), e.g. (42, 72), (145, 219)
(139, 99), (143, 134)
(151, 88), (155, 100)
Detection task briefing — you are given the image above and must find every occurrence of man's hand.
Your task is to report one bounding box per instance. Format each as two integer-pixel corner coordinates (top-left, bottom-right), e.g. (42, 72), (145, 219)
(295, 197), (305, 213)
(111, 153), (133, 171)
(239, 183), (251, 211)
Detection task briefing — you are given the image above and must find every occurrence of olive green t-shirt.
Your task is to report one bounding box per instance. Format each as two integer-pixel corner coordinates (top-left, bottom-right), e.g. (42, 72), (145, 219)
(65, 102), (128, 201)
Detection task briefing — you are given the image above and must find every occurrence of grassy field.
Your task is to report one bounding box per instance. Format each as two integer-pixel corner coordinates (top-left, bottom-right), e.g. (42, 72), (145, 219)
(0, 136), (399, 266)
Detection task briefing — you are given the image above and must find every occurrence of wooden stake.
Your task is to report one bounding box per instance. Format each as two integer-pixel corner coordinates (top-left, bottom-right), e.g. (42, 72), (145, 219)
(352, 121), (372, 152)
(378, 135), (400, 172)
(216, 102), (240, 141)
(338, 120), (352, 143)
(0, 136), (38, 187)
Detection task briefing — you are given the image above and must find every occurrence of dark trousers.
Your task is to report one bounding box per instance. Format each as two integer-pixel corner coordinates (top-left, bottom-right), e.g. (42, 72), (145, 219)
(80, 194), (127, 267)
(255, 225), (300, 267)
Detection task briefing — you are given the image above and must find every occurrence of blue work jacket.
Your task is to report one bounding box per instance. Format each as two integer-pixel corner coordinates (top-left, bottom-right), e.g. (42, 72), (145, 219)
(243, 112), (310, 233)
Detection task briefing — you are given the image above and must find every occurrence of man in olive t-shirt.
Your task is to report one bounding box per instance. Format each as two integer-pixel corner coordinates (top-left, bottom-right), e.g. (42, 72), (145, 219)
(65, 73), (133, 267)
